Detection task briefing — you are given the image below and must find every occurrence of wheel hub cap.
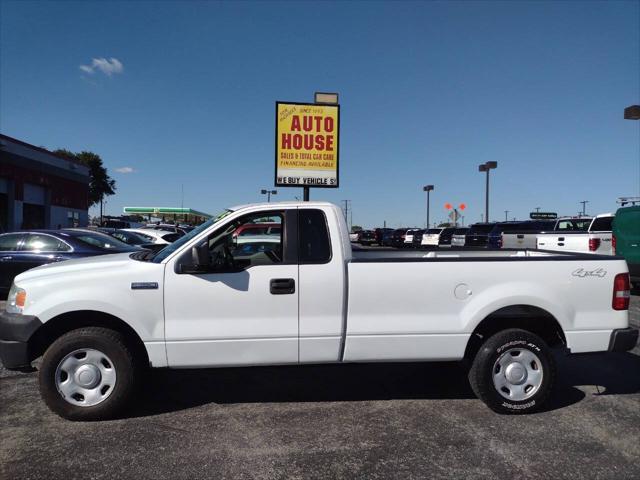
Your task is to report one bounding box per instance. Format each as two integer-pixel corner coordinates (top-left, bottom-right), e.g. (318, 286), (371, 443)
(492, 347), (544, 402)
(504, 362), (527, 384)
(55, 348), (117, 407)
(75, 364), (101, 388)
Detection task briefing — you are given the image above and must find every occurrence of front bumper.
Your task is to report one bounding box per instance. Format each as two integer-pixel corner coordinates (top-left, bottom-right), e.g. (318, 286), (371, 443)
(0, 311), (42, 370)
(608, 328), (639, 352)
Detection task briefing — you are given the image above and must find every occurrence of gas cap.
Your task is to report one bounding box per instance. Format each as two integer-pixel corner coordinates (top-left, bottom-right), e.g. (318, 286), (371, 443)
(454, 283), (472, 300)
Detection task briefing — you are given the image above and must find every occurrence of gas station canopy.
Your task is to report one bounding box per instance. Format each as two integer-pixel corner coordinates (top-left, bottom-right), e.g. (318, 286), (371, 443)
(123, 207), (212, 224)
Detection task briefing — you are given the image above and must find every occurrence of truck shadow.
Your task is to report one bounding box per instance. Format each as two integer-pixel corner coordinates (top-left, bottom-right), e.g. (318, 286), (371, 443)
(128, 351), (640, 418)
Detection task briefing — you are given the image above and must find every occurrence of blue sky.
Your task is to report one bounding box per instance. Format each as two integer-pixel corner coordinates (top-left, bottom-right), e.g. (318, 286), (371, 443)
(1, 0), (639, 228)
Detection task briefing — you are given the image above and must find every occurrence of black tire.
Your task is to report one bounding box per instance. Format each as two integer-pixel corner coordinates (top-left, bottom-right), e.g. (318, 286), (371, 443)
(38, 327), (139, 421)
(468, 328), (556, 414)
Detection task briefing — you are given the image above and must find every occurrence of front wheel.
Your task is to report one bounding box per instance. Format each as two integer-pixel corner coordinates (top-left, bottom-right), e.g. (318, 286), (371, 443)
(468, 328), (556, 414)
(39, 327), (140, 421)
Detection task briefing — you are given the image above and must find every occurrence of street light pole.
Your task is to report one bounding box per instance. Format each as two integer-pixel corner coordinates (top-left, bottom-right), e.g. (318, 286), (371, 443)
(624, 105), (640, 195)
(260, 189), (277, 202)
(423, 185), (434, 228)
(478, 161), (498, 222)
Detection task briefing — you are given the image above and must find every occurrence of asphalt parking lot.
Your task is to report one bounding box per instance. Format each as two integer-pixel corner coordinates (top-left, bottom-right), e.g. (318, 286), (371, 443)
(1, 297), (639, 480)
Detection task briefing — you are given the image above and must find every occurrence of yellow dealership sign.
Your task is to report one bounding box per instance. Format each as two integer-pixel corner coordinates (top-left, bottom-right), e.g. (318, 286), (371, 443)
(275, 102), (340, 188)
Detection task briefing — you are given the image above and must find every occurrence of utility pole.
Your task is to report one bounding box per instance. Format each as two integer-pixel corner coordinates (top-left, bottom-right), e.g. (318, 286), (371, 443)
(504, 210), (509, 221)
(580, 200), (589, 216)
(342, 200), (352, 230)
(535, 207), (540, 213)
(480, 213), (484, 222)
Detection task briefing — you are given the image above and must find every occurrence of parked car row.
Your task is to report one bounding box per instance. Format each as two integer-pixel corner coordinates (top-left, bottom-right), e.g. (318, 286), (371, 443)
(0, 229), (139, 298)
(0, 224), (197, 299)
(350, 212), (623, 257)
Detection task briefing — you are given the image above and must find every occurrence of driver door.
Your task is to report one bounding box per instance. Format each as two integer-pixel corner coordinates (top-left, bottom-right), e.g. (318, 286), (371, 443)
(163, 209), (299, 367)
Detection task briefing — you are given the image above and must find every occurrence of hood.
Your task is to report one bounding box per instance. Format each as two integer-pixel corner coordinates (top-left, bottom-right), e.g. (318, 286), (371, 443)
(14, 252), (137, 284)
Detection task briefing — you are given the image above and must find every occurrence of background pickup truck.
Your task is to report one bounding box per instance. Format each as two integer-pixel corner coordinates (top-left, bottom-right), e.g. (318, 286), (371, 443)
(613, 204), (640, 287)
(501, 217), (592, 250)
(0, 202), (636, 421)
(536, 214), (614, 255)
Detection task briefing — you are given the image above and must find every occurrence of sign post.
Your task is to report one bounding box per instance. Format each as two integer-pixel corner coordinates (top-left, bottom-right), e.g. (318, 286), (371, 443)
(529, 212), (557, 220)
(275, 94), (339, 201)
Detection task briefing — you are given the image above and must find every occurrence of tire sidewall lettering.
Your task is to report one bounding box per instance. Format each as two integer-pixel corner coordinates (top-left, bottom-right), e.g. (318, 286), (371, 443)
(496, 340), (541, 354)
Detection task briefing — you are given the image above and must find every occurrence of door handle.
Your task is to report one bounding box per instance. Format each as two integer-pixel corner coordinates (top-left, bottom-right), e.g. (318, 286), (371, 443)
(517, 234), (524, 239)
(270, 278), (295, 295)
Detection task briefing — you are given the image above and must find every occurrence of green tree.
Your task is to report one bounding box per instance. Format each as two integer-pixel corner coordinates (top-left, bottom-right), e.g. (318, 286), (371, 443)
(54, 149), (116, 207)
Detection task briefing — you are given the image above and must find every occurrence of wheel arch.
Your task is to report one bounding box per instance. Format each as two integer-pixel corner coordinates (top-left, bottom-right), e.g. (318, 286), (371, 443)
(29, 310), (150, 367)
(463, 304), (567, 361)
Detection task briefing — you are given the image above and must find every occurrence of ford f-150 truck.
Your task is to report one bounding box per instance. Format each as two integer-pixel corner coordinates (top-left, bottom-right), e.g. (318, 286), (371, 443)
(0, 202), (636, 420)
(501, 217), (591, 250)
(536, 214), (614, 255)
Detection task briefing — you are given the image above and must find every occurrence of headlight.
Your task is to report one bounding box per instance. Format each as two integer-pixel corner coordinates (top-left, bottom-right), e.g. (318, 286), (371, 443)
(6, 284), (27, 314)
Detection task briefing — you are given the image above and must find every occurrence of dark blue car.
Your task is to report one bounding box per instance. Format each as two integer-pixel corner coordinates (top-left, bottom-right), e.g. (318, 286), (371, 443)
(0, 229), (139, 298)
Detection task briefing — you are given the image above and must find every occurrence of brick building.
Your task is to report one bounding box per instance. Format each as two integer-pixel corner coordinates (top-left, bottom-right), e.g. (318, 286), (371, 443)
(0, 134), (90, 232)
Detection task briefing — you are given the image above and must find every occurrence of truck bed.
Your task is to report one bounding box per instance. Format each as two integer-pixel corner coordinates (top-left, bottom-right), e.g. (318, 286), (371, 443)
(344, 247), (628, 362)
(351, 248), (613, 262)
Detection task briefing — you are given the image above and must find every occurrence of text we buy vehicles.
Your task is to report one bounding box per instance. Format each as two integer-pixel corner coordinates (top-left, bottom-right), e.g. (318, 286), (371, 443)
(537, 214), (615, 255)
(0, 202), (636, 421)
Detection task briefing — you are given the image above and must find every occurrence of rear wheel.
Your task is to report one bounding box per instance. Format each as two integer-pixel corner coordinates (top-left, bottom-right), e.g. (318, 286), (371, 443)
(468, 328), (556, 414)
(39, 327), (139, 421)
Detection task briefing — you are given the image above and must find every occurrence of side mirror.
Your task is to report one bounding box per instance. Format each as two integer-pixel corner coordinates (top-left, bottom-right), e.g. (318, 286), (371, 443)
(177, 243), (210, 274)
(192, 243), (209, 266)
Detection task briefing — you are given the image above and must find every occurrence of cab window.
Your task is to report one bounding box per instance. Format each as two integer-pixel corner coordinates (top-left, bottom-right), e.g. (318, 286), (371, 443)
(299, 209), (331, 264)
(204, 212), (283, 271)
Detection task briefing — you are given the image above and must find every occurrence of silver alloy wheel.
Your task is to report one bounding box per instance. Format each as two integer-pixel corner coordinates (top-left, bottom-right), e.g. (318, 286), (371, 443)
(492, 348), (543, 401)
(55, 348), (117, 407)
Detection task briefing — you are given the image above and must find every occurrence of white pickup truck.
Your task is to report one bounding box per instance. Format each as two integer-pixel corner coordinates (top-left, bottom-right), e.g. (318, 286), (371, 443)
(536, 214), (615, 255)
(0, 202), (636, 420)
(501, 217), (591, 250)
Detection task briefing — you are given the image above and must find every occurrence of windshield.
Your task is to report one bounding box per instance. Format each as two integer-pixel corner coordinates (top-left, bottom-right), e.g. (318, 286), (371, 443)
(68, 231), (138, 251)
(556, 218), (592, 231)
(151, 209), (233, 263)
(111, 230), (148, 245)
